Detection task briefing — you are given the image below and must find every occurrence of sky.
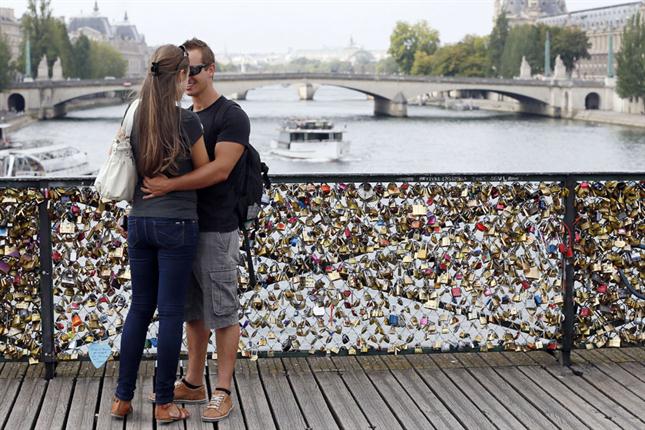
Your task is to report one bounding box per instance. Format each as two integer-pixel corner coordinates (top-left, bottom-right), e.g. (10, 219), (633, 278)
(3, 1), (639, 53)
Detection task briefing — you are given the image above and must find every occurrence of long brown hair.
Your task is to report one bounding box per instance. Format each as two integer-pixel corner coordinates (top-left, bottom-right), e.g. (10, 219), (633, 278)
(136, 44), (189, 177)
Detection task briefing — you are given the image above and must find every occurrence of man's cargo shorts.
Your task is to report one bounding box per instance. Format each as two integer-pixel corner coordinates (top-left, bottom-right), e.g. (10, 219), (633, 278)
(184, 230), (240, 329)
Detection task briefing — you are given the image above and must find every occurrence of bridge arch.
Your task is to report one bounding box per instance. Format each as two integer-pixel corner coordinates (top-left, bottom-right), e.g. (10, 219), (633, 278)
(8, 93), (25, 112)
(585, 92), (600, 110)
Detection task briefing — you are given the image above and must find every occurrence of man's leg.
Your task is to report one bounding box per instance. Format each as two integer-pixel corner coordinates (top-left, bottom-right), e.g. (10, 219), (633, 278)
(184, 319), (210, 386)
(214, 323), (240, 391)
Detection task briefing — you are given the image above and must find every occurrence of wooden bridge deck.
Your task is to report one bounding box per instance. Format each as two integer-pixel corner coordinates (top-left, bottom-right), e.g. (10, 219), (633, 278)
(2, 348), (645, 429)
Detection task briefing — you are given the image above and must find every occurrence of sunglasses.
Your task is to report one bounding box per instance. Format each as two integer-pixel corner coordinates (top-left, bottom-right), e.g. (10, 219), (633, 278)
(189, 63), (211, 77)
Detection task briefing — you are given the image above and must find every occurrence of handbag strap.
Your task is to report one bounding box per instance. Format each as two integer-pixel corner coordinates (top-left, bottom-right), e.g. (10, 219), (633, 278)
(121, 99), (140, 137)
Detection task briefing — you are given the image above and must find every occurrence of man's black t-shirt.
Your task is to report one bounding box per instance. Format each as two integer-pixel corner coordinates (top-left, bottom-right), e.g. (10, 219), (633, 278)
(193, 96), (250, 232)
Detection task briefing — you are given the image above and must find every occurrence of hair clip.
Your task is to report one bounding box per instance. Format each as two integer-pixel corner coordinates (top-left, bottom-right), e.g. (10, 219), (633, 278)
(150, 62), (160, 76)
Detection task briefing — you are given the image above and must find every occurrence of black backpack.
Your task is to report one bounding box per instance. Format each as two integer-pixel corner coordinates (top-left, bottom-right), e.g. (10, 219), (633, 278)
(237, 142), (271, 289)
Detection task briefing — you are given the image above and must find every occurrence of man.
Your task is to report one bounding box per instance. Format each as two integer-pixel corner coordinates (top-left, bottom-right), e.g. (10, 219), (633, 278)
(142, 37), (248, 422)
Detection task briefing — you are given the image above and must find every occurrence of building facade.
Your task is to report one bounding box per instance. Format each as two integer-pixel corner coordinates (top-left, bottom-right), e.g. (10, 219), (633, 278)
(0, 7), (22, 63)
(67, 2), (148, 77)
(495, 0), (645, 79)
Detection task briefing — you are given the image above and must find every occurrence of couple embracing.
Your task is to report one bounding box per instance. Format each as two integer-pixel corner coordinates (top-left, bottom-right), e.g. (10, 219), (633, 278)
(109, 38), (248, 424)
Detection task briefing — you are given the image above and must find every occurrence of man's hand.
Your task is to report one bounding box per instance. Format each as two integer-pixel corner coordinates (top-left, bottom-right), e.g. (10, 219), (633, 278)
(142, 174), (172, 199)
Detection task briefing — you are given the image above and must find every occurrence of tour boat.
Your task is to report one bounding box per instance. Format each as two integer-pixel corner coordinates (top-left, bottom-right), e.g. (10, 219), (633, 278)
(0, 144), (94, 177)
(270, 119), (350, 160)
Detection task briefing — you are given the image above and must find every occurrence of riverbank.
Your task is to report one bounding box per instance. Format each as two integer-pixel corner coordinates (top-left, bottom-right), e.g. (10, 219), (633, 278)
(467, 98), (645, 129)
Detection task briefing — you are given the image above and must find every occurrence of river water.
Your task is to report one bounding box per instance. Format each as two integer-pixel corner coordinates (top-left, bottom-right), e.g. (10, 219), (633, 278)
(9, 85), (645, 174)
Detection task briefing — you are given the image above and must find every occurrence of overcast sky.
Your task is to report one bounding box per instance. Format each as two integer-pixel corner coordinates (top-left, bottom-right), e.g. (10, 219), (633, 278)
(3, 1), (638, 53)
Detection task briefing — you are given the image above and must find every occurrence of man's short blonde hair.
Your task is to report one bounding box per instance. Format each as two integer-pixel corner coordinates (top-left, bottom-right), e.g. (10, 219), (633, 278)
(181, 38), (215, 65)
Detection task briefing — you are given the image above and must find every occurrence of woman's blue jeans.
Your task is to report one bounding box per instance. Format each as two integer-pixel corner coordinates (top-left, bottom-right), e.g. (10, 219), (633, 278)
(115, 216), (199, 405)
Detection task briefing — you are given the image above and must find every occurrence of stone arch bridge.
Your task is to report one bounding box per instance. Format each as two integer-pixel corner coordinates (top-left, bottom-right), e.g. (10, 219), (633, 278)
(1, 73), (610, 119)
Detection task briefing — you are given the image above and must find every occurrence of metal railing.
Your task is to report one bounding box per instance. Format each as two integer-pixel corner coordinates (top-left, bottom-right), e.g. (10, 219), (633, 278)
(0, 173), (642, 379)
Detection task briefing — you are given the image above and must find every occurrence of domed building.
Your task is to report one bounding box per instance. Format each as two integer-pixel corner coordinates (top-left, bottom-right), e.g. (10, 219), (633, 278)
(494, 0), (567, 25)
(67, 2), (149, 78)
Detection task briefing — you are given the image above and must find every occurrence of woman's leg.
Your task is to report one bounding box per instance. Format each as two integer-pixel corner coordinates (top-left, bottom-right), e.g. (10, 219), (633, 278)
(153, 220), (199, 404)
(115, 218), (159, 401)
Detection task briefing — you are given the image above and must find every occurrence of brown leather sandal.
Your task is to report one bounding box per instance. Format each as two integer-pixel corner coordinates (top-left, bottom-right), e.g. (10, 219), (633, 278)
(110, 397), (132, 418)
(155, 402), (190, 424)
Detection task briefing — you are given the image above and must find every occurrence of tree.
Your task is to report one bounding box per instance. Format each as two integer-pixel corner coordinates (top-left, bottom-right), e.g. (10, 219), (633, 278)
(89, 41), (127, 78)
(489, 12), (509, 77)
(0, 36), (11, 90)
(388, 20), (439, 74)
(616, 13), (645, 99)
(18, 0), (73, 78)
(411, 51), (433, 75)
(500, 24), (543, 78)
(552, 27), (591, 74)
(418, 35), (491, 77)
(72, 35), (92, 79)
(375, 56), (399, 74)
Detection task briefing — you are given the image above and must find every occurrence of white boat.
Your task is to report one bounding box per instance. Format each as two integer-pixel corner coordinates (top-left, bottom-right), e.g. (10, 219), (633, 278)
(0, 144), (93, 177)
(270, 119), (350, 160)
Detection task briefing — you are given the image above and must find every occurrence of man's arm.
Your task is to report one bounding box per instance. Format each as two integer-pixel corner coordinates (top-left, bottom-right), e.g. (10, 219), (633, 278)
(142, 141), (244, 197)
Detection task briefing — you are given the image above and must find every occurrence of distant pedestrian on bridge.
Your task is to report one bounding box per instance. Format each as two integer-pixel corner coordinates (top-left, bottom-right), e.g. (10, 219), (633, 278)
(110, 44), (210, 424)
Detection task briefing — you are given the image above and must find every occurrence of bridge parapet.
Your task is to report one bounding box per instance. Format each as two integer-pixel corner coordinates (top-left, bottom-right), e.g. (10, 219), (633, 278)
(0, 173), (642, 377)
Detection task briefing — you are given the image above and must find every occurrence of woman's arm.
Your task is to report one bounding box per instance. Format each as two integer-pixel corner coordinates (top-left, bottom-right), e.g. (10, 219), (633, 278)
(191, 136), (209, 168)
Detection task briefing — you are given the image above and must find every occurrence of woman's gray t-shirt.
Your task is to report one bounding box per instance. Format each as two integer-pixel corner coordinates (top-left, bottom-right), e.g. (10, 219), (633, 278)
(129, 107), (203, 220)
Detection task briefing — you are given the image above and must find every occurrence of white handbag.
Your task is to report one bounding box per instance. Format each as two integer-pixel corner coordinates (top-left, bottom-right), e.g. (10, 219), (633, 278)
(94, 99), (140, 202)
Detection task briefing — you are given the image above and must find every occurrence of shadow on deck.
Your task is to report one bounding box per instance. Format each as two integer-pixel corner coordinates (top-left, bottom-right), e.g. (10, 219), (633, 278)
(2, 348), (645, 429)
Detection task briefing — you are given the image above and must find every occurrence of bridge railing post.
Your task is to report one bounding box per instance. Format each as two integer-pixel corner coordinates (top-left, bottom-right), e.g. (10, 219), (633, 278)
(37, 186), (56, 379)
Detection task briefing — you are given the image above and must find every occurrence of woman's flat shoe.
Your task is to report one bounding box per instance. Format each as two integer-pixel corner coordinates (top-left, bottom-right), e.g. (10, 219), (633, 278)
(155, 403), (190, 424)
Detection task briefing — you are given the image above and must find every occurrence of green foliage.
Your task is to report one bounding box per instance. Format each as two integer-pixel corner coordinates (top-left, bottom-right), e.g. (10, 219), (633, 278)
(422, 35), (490, 77)
(375, 57), (399, 74)
(388, 20), (439, 74)
(411, 51), (433, 76)
(489, 12), (509, 76)
(616, 13), (645, 99)
(72, 35), (92, 79)
(89, 41), (127, 79)
(552, 27), (591, 73)
(0, 36), (11, 90)
(17, 0), (74, 78)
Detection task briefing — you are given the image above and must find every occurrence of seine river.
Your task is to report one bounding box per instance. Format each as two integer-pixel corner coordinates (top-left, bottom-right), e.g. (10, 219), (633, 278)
(9, 85), (645, 174)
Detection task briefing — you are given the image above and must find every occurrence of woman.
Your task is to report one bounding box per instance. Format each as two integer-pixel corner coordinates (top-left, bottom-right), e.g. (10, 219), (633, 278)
(110, 44), (209, 424)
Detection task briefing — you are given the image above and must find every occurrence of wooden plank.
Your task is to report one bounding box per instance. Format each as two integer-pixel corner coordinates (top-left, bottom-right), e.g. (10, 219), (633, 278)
(4, 373), (48, 430)
(618, 362), (645, 384)
(576, 349), (614, 364)
(441, 366), (526, 430)
(595, 348), (635, 363)
(258, 358), (307, 430)
(127, 360), (155, 430)
(501, 352), (538, 366)
(587, 361), (645, 402)
(455, 353), (489, 368)
(492, 366), (590, 429)
(0, 362), (28, 378)
(34, 378), (75, 430)
(406, 354), (496, 430)
(429, 353), (463, 369)
(621, 348), (645, 362)
(357, 356), (433, 429)
(95, 361), (123, 430)
(331, 356), (403, 430)
(234, 359), (276, 430)
(66, 362), (103, 429)
(524, 351), (559, 367)
(518, 365), (621, 430)
(540, 360), (645, 430)
(0, 378), (22, 429)
(466, 366), (556, 429)
(381, 355), (464, 430)
(306, 357), (371, 430)
(572, 361), (645, 423)
(282, 357), (339, 430)
(477, 352), (512, 367)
